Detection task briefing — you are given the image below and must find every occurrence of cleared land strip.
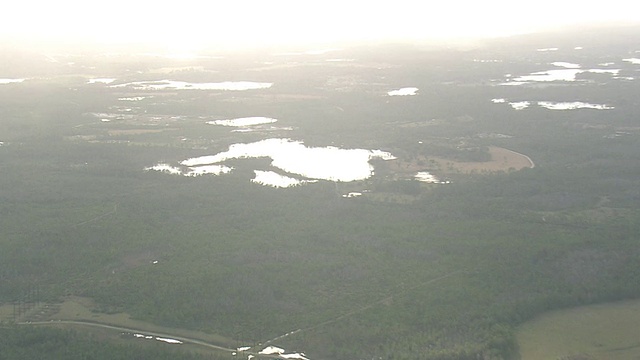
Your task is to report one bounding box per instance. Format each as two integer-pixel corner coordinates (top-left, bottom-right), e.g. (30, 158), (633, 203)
(19, 320), (235, 353)
(73, 203), (118, 227)
(263, 270), (467, 345)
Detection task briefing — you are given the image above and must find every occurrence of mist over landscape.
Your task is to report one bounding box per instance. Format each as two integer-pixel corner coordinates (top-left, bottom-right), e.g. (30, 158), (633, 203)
(1, 2), (640, 359)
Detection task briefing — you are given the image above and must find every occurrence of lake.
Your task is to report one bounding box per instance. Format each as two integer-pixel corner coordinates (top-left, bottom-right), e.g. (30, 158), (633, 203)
(147, 138), (396, 187)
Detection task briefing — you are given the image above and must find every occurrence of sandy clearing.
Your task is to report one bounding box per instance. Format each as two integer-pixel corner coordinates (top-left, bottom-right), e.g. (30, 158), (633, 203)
(431, 146), (534, 174)
(390, 146), (534, 175)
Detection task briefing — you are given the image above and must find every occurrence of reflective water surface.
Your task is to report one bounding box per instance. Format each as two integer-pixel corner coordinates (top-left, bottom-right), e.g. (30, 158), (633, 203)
(388, 87), (418, 96)
(207, 117), (278, 127)
(112, 80), (272, 91)
(180, 138), (396, 183)
(0, 78), (25, 84)
(147, 138), (396, 187)
(538, 101), (614, 110)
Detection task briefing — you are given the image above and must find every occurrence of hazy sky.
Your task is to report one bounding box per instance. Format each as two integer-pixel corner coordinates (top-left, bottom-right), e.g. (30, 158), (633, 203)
(2, 0), (640, 50)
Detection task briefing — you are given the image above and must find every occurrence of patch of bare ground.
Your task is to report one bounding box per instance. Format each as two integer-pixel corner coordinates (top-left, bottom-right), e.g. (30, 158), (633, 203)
(0, 303), (15, 322)
(431, 147), (534, 174)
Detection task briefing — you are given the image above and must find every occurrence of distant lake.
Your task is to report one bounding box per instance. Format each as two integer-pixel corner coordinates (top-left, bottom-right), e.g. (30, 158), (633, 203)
(538, 101), (613, 110)
(388, 87), (418, 96)
(111, 80), (272, 91)
(415, 171), (448, 184)
(87, 78), (116, 84)
(501, 66), (624, 85)
(512, 69), (583, 83)
(206, 117), (278, 127)
(492, 99), (613, 111)
(0, 78), (25, 84)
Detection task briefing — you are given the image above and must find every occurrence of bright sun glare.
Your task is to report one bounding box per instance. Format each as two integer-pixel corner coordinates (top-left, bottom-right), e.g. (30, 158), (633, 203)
(2, 0), (640, 50)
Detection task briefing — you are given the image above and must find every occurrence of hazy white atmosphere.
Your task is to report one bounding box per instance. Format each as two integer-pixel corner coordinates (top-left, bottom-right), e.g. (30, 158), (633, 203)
(2, 0), (640, 49)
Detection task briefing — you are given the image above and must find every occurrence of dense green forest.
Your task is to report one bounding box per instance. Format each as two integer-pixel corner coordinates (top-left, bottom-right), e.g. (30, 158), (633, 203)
(1, 26), (639, 359)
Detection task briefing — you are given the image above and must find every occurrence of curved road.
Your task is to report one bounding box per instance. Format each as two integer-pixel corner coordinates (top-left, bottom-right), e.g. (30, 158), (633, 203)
(504, 148), (535, 169)
(19, 320), (235, 353)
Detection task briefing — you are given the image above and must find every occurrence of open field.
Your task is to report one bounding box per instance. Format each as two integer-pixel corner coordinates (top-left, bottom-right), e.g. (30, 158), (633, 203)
(429, 146), (535, 174)
(387, 146), (534, 177)
(0, 303), (15, 323)
(518, 299), (640, 360)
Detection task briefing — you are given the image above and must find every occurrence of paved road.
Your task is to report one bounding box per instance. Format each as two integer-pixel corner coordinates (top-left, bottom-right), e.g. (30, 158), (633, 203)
(19, 320), (236, 352)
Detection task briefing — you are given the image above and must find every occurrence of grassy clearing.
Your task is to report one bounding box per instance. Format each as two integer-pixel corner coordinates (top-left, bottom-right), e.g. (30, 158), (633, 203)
(0, 304), (14, 323)
(517, 299), (640, 360)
